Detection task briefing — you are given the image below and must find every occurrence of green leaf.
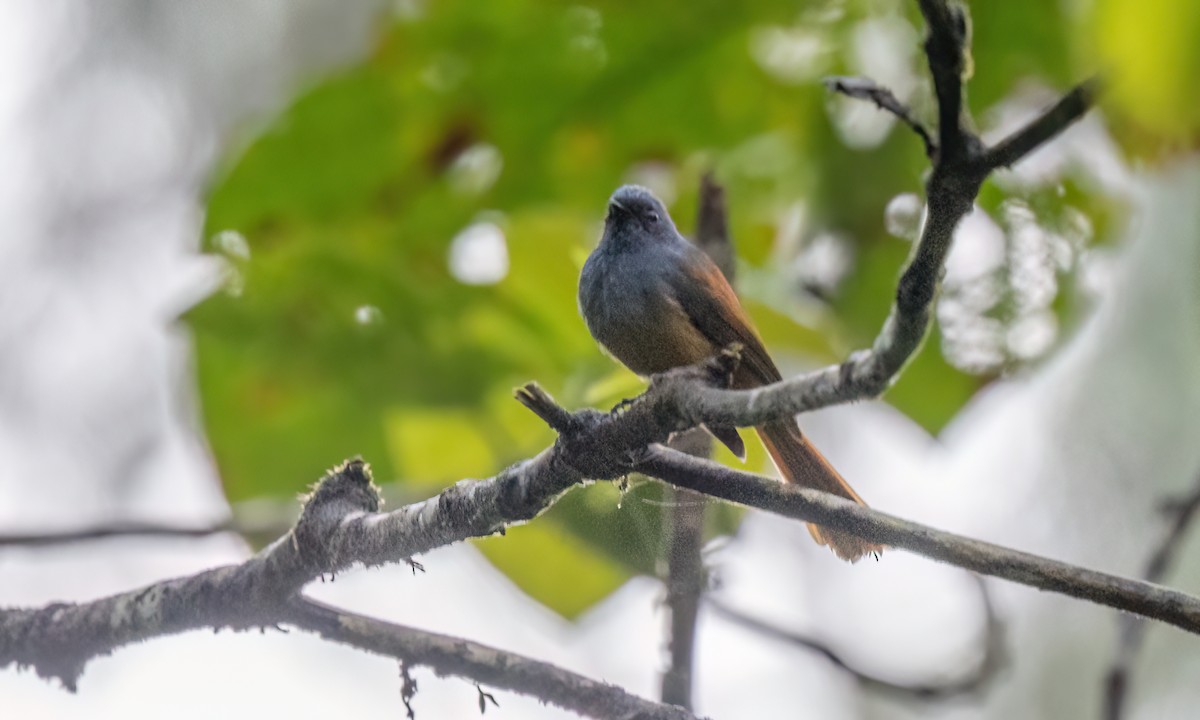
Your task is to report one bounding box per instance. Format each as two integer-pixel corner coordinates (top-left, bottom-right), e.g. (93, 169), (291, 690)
(967, 0), (1073, 114)
(384, 408), (496, 487)
(474, 507), (630, 619)
(1089, 0), (1200, 144)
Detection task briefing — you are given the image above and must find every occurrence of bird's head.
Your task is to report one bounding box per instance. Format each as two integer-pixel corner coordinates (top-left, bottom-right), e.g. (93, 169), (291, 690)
(602, 184), (678, 249)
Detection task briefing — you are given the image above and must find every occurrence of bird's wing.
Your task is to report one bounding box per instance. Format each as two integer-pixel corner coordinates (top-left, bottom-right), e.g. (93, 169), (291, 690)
(667, 246), (783, 388)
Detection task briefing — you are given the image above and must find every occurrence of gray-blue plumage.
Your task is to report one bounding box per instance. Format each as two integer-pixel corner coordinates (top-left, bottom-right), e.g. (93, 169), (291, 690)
(579, 184), (750, 458)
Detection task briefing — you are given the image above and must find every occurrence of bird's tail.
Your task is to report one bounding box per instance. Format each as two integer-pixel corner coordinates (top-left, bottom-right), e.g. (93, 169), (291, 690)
(756, 420), (882, 562)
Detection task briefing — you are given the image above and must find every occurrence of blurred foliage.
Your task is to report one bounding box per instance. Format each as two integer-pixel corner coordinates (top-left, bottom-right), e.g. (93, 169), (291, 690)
(192, 0), (1118, 616)
(1089, 0), (1200, 147)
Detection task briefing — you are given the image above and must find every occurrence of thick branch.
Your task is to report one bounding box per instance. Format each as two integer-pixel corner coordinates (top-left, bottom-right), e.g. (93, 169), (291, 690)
(661, 429), (709, 712)
(0, 457), (584, 688)
(636, 448), (1200, 635)
(660, 172), (734, 710)
(983, 78), (1100, 170)
(0, 463), (384, 687)
(286, 598), (700, 720)
(0, 537), (304, 689)
(917, 0), (969, 157)
(0, 460), (698, 719)
(0, 461), (391, 689)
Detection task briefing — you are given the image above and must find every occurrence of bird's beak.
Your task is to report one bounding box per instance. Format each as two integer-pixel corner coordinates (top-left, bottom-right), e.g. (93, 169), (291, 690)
(608, 198), (630, 217)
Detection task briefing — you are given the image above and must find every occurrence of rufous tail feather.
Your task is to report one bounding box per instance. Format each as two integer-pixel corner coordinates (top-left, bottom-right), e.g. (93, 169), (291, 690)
(756, 420), (883, 562)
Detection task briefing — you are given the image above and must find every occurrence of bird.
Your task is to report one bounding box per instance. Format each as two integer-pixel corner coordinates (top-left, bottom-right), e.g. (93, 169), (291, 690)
(578, 184), (880, 562)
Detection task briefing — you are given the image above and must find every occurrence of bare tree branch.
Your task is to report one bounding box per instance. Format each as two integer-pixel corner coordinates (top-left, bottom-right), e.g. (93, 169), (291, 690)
(983, 78), (1101, 170)
(917, 0), (970, 158)
(0, 462), (391, 688)
(1103, 472), (1200, 720)
(514, 371), (1200, 637)
(661, 428), (709, 712)
(710, 574), (1004, 701)
(0, 459), (559, 687)
(619, 77), (1099, 442)
(692, 171), (734, 274)
(660, 171), (734, 710)
(286, 598), (701, 720)
(0, 482), (431, 549)
(0, 521), (235, 547)
(758, 4), (992, 430)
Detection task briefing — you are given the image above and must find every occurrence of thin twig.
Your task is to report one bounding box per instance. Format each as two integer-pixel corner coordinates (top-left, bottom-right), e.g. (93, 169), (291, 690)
(710, 574), (1004, 700)
(824, 76), (936, 157)
(0, 482), (432, 549)
(399, 661), (418, 719)
(0, 521), (234, 547)
(1103, 473), (1200, 720)
(514, 384), (575, 432)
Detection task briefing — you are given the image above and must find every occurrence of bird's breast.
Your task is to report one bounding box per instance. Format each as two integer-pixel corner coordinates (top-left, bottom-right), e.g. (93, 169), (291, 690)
(579, 249), (715, 376)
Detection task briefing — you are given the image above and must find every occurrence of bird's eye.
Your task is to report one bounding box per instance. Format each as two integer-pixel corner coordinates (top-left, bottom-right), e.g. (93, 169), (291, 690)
(646, 212), (660, 224)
